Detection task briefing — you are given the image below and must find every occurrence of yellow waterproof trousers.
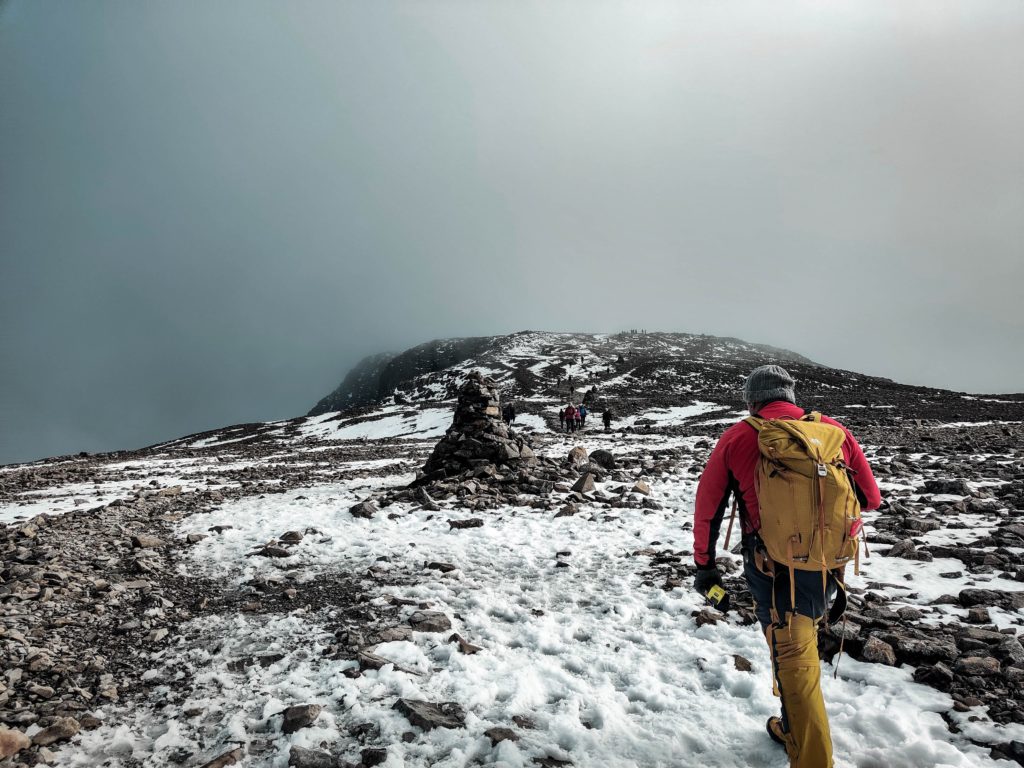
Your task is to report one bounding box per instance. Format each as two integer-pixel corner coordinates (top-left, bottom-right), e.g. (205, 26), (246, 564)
(767, 614), (833, 768)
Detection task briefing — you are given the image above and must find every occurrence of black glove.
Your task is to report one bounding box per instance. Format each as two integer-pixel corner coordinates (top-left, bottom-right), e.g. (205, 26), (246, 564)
(694, 564), (730, 612)
(694, 565), (722, 595)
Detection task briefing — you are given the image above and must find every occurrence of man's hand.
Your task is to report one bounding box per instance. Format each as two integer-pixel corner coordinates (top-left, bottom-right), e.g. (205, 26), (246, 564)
(694, 565), (723, 595)
(694, 564), (730, 611)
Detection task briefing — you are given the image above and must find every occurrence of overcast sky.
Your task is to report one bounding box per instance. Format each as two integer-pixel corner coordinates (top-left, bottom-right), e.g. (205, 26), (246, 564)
(1, 0), (1022, 464)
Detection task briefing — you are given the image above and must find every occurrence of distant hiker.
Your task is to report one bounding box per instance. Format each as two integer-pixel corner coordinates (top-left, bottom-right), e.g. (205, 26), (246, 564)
(573, 406), (582, 432)
(578, 404), (588, 428)
(692, 365), (881, 768)
(502, 402), (516, 427)
(558, 407), (566, 431)
(563, 404), (577, 433)
(602, 409), (613, 432)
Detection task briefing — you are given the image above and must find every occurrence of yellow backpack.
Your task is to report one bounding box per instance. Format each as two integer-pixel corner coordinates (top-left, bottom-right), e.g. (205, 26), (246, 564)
(745, 412), (863, 586)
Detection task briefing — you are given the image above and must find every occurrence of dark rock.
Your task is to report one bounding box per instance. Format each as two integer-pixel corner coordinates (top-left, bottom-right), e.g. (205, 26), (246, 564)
(954, 656), (1001, 676)
(426, 561), (458, 573)
(914, 662), (955, 689)
(448, 518), (484, 529)
(512, 715), (537, 729)
(282, 704), (323, 734)
(554, 503), (578, 518)
(289, 746), (334, 768)
(259, 545), (292, 558)
(588, 449), (616, 470)
(416, 487), (441, 511)
(571, 474), (596, 494)
(485, 727), (519, 745)
(367, 626), (413, 644)
(349, 501), (378, 519)
(358, 649), (423, 676)
(449, 633), (483, 654)
(408, 611), (452, 632)
(199, 747), (245, 768)
(32, 716), (80, 746)
(361, 747), (388, 767)
(631, 480), (652, 496)
(966, 607), (991, 624)
(393, 698), (467, 730)
(922, 478), (971, 496)
(861, 636), (898, 666)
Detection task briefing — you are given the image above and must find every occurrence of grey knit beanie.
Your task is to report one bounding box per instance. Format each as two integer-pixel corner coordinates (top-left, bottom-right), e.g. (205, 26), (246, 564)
(743, 364), (796, 405)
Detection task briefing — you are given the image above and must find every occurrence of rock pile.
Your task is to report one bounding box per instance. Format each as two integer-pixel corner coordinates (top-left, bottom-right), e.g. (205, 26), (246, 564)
(419, 372), (537, 479)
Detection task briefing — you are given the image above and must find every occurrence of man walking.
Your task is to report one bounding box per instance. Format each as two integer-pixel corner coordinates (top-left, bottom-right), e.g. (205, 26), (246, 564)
(692, 365), (880, 768)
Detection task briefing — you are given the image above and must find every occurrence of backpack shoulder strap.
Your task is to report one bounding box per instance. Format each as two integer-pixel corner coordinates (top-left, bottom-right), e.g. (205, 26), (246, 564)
(744, 416), (765, 432)
(802, 411), (822, 423)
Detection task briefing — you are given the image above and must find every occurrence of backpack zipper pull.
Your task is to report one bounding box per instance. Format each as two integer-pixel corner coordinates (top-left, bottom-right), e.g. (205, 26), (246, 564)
(817, 463), (827, 477)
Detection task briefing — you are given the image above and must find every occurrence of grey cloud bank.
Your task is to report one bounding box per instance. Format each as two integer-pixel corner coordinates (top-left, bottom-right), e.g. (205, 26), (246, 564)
(1, 0), (1022, 464)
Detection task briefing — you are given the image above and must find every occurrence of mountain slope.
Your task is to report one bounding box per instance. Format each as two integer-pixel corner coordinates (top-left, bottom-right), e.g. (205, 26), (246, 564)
(0, 331), (1022, 767)
(308, 331), (1021, 426)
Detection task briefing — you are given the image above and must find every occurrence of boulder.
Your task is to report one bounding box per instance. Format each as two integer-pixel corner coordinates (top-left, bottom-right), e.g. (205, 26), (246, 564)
(282, 704), (323, 734)
(288, 746), (334, 768)
(567, 446), (589, 468)
(954, 656), (1001, 676)
(0, 728), (31, 759)
(393, 699), (467, 730)
(588, 449), (616, 470)
(349, 500), (378, 519)
(258, 545), (292, 558)
(361, 747), (388, 767)
(448, 518), (484, 530)
(409, 610), (452, 632)
(861, 636), (898, 666)
(449, 632), (483, 654)
(485, 727), (519, 745)
(922, 478), (971, 496)
(32, 717), (80, 746)
(571, 474), (596, 494)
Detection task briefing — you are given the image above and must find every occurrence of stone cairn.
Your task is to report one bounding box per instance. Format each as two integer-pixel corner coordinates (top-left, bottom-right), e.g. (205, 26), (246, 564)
(420, 371), (536, 479)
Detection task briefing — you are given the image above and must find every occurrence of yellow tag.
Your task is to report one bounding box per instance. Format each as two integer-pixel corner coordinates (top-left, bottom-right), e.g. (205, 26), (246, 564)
(707, 585), (726, 603)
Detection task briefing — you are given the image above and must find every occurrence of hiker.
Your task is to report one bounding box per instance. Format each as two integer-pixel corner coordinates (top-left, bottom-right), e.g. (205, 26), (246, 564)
(502, 402), (516, 427)
(573, 406), (582, 432)
(602, 408), (613, 432)
(578, 404), (588, 428)
(692, 365), (880, 768)
(558, 407), (566, 431)
(563, 404), (577, 433)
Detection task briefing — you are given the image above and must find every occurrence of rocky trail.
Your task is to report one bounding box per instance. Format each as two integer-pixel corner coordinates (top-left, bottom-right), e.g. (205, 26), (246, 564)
(1, 331), (1022, 767)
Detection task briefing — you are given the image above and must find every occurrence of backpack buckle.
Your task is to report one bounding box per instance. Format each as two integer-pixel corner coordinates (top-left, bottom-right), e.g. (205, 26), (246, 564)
(817, 463), (827, 477)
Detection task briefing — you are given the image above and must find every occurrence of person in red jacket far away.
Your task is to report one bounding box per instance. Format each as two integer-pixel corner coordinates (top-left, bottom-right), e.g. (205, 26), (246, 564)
(692, 365), (880, 768)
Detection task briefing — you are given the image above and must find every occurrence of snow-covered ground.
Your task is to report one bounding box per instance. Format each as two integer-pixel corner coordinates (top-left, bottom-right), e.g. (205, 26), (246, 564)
(52, 444), (1021, 768)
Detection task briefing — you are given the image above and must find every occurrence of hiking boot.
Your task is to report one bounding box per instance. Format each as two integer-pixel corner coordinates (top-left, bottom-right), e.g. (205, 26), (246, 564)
(766, 716), (786, 747)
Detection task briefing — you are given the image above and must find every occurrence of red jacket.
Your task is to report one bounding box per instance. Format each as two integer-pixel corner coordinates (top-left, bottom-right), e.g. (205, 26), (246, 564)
(693, 401), (881, 567)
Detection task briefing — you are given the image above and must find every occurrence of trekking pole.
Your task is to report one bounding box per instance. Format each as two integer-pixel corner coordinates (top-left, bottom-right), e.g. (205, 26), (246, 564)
(722, 498), (739, 551)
